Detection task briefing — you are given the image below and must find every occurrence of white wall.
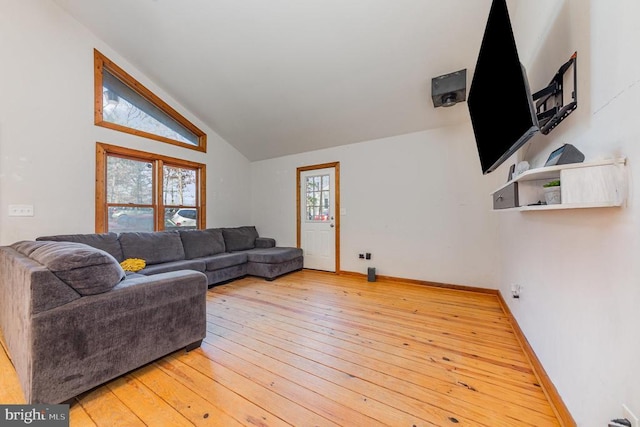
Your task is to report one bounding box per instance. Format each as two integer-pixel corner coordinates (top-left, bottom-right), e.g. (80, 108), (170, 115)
(500, 1), (640, 425)
(0, 0), (251, 245)
(251, 125), (502, 289)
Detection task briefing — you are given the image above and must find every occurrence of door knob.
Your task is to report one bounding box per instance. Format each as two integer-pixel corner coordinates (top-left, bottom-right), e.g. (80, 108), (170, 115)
(330, 223), (335, 228)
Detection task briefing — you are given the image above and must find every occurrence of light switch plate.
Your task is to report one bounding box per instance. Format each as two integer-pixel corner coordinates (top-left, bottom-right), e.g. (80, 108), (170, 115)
(8, 204), (34, 217)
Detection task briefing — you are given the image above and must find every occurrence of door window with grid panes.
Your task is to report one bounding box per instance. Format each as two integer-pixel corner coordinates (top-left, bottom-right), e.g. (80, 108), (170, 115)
(305, 174), (330, 222)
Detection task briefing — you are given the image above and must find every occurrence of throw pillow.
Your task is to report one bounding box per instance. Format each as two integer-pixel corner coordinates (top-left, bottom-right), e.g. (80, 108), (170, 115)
(120, 258), (146, 272)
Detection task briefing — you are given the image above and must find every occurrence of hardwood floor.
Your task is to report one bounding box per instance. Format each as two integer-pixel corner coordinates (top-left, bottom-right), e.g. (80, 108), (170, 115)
(0, 270), (563, 426)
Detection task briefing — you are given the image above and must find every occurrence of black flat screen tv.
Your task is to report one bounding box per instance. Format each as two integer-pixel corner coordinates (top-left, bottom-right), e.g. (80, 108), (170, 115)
(467, 0), (539, 175)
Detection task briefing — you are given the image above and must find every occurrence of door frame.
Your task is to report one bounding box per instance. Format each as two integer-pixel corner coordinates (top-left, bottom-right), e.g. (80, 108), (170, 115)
(296, 162), (340, 273)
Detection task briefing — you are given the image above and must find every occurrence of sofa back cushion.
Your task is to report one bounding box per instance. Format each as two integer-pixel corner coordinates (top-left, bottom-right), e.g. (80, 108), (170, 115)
(179, 229), (225, 259)
(36, 232), (124, 262)
(222, 226), (259, 252)
(119, 231), (185, 265)
(11, 241), (125, 296)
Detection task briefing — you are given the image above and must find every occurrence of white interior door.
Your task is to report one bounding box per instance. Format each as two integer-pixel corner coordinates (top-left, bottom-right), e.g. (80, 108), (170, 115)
(300, 167), (336, 271)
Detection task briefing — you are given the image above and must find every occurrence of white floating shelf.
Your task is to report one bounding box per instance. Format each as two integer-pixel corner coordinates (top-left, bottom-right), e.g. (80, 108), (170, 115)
(497, 201), (622, 212)
(493, 158), (627, 193)
(491, 158), (627, 212)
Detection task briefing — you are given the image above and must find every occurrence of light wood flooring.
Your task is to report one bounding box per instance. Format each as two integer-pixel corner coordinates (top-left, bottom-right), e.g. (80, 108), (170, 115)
(0, 270), (563, 426)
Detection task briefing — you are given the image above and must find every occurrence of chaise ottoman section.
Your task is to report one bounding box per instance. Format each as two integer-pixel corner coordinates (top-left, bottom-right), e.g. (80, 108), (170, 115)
(245, 247), (303, 280)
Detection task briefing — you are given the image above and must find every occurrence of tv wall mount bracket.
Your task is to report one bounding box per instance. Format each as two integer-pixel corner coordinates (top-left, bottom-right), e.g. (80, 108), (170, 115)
(532, 51), (577, 135)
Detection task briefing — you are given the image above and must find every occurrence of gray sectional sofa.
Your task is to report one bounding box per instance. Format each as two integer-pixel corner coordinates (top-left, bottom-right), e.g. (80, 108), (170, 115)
(37, 226), (303, 285)
(0, 226), (302, 404)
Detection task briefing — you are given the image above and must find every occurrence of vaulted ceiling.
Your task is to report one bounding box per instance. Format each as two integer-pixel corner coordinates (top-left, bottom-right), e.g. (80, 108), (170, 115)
(53, 0), (512, 161)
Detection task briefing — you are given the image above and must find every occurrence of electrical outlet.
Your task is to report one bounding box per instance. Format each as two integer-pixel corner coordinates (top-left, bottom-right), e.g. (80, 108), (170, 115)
(511, 284), (521, 299)
(365, 252), (371, 260)
(358, 253), (365, 259)
(8, 204), (34, 217)
(624, 404), (639, 427)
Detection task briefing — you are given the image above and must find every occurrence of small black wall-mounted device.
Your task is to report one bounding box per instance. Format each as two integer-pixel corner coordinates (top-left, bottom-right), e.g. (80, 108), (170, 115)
(544, 143), (585, 167)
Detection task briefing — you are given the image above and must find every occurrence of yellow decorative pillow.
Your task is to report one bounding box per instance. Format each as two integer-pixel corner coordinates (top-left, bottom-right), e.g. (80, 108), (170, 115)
(120, 258), (146, 272)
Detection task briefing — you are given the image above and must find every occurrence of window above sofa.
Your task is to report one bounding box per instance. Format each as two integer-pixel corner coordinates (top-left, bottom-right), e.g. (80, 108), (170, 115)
(94, 49), (207, 152)
(96, 143), (206, 233)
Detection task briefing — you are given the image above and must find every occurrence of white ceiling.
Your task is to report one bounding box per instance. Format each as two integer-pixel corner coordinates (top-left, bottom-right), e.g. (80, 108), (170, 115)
(53, 0), (508, 161)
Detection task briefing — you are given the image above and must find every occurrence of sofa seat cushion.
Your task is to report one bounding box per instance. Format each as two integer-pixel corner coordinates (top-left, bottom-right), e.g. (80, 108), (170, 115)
(36, 232), (124, 262)
(202, 252), (248, 271)
(245, 247), (303, 264)
(11, 241), (125, 296)
(221, 226), (259, 252)
(138, 259), (206, 276)
(179, 229), (225, 259)
(119, 231), (185, 265)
